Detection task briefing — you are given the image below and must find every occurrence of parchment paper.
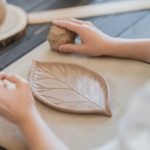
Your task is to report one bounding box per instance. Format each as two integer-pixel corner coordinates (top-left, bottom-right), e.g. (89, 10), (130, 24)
(0, 41), (150, 150)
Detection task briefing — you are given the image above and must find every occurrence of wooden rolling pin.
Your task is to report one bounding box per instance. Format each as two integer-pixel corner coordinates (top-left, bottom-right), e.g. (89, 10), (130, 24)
(28, 0), (150, 25)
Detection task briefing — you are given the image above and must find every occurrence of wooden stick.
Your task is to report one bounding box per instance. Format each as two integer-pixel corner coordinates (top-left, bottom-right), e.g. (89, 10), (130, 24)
(28, 0), (150, 25)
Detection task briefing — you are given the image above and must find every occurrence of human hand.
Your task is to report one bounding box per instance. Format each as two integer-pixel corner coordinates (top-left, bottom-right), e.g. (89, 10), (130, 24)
(0, 73), (68, 150)
(0, 72), (36, 126)
(52, 19), (114, 56)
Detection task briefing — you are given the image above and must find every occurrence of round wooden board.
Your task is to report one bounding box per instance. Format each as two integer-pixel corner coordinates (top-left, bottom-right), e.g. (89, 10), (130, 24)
(29, 61), (112, 117)
(0, 4), (27, 46)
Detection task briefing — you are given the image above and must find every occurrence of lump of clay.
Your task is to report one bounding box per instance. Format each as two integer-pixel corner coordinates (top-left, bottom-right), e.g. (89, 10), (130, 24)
(0, 0), (7, 25)
(48, 24), (76, 51)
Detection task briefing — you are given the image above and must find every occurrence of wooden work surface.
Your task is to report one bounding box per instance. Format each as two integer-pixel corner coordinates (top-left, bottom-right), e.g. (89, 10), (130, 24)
(0, 0), (150, 150)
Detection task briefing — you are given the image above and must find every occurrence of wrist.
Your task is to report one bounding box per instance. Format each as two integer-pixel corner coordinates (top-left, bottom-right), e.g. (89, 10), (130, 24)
(102, 36), (117, 56)
(17, 107), (40, 130)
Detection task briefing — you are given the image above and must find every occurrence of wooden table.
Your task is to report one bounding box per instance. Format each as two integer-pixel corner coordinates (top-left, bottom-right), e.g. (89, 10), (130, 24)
(0, 0), (150, 150)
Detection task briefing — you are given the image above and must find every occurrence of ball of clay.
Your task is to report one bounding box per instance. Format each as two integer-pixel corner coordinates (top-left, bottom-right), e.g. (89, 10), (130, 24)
(0, 0), (7, 25)
(48, 24), (76, 51)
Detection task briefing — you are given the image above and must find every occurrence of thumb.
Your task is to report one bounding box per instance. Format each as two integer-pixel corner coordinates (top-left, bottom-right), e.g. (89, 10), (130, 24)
(59, 44), (84, 53)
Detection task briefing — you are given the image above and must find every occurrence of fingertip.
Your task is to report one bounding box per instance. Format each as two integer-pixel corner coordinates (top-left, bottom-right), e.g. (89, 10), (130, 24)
(52, 20), (59, 24)
(51, 20), (68, 31)
(52, 19), (65, 25)
(58, 44), (72, 53)
(4, 74), (21, 85)
(52, 19), (57, 23)
(58, 44), (81, 53)
(58, 45), (65, 52)
(0, 72), (6, 80)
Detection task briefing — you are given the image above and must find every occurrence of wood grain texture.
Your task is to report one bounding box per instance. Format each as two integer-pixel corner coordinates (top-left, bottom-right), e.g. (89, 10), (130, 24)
(30, 61), (112, 116)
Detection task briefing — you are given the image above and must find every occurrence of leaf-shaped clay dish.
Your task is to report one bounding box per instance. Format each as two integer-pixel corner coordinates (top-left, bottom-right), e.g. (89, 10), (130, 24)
(29, 61), (112, 117)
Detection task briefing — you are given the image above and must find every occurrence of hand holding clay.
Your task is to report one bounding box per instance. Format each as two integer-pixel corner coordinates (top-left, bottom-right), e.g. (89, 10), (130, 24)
(52, 19), (114, 56)
(0, 72), (36, 126)
(0, 0), (7, 25)
(48, 24), (76, 51)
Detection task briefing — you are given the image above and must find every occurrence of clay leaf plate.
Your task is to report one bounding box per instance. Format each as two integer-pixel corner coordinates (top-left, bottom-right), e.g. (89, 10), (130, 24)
(29, 61), (112, 117)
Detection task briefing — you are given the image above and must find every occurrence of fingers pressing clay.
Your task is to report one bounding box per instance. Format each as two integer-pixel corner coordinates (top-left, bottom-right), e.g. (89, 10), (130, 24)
(52, 20), (81, 34)
(69, 19), (93, 26)
(68, 18), (86, 25)
(48, 24), (76, 51)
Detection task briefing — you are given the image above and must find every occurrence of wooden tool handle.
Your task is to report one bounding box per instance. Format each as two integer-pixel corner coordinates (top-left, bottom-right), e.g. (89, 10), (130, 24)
(28, 0), (150, 25)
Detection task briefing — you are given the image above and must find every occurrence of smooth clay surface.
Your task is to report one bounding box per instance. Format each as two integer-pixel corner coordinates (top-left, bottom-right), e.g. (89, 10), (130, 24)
(48, 25), (76, 51)
(0, 0), (7, 25)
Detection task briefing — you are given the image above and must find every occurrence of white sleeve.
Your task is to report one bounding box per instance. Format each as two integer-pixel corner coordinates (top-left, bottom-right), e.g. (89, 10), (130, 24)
(95, 82), (150, 150)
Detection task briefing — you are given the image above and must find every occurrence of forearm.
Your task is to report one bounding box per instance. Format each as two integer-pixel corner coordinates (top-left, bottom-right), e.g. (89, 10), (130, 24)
(0, 73), (68, 150)
(19, 109), (68, 150)
(107, 38), (150, 63)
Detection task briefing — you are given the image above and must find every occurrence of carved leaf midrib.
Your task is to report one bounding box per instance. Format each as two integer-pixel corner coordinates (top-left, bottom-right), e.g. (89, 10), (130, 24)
(32, 63), (104, 109)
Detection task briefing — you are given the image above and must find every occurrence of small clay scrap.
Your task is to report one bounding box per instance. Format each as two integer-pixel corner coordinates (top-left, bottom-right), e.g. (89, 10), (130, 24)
(48, 24), (76, 51)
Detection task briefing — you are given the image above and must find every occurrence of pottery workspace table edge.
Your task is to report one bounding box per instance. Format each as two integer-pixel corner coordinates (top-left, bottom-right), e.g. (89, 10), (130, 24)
(0, 41), (150, 150)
